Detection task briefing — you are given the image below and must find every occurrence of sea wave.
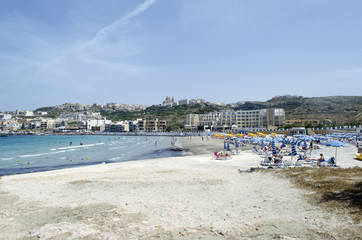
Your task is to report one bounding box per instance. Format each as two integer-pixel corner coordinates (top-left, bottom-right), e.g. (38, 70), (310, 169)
(20, 149), (77, 158)
(0, 157), (13, 161)
(56, 142), (105, 150)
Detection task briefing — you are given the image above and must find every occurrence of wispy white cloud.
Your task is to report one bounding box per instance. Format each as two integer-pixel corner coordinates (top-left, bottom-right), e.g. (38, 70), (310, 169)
(82, 0), (158, 49)
(43, 0), (158, 78)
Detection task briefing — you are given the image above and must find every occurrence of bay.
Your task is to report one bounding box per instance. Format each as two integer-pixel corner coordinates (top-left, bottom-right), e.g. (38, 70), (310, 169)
(0, 135), (183, 176)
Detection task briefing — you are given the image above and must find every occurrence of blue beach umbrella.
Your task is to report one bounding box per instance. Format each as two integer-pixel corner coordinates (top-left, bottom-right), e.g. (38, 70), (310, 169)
(271, 139), (277, 155)
(303, 140), (308, 148)
(281, 139), (286, 148)
(326, 140), (347, 164)
(261, 139), (265, 148)
(326, 140), (346, 147)
(291, 141), (298, 156)
(291, 140), (298, 162)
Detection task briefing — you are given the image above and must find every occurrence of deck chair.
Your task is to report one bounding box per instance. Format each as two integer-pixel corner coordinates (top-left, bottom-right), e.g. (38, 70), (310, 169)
(294, 159), (305, 167)
(283, 159), (294, 168)
(320, 157), (336, 167)
(260, 156), (273, 167)
(273, 157), (283, 168)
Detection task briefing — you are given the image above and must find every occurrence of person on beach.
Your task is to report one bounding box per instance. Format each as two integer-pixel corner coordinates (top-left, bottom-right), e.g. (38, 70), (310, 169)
(313, 153), (325, 166)
(274, 154), (283, 164)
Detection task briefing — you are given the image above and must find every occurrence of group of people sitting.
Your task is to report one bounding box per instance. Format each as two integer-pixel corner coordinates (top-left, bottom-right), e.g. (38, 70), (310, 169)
(298, 153), (335, 167)
(213, 151), (231, 160)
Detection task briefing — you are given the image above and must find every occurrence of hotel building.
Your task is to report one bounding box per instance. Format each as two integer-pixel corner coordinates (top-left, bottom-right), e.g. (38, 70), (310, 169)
(185, 108), (285, 131)
(138, 119), (167, 132)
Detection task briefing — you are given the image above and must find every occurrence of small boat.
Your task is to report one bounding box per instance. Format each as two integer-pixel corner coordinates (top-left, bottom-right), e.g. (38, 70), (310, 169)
(0, 133), (8, 137)
(356, 153), (362, 161)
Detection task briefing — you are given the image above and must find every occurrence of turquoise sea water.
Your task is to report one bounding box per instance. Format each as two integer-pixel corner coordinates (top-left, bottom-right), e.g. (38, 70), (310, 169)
(0, 135), (183, 176)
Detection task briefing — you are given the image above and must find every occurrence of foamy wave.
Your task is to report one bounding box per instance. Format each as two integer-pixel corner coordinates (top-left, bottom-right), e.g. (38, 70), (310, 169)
(57, 142), (105, 150)
(1, 157), (13, 161)
(110, 157), (121, 160)
(20, 153), (43, 158)
(20, 149), (77, 158)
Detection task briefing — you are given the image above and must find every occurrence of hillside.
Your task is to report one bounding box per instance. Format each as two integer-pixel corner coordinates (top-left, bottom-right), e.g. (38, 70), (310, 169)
(101, 103), (228, 131)
(34, 96), (362, 129)
(233, 95), (362, 127)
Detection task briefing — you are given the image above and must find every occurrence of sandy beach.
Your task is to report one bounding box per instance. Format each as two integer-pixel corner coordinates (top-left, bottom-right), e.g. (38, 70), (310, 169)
(0, 136), (361, 239)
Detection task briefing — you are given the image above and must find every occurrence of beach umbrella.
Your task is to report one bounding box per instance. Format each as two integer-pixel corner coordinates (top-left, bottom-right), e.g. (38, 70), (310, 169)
(291, 141), (298, 157)
(303, 140), (308, 149)
(271, 139), (277, 155)
(227, 140), (231, 152)
(326, 140), (347, 164)
(261, 139), (265, 148)
(281, 138), (286, 148)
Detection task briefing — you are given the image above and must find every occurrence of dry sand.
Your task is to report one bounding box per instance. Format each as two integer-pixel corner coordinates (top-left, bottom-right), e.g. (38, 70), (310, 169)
(0, 136), (361, 239)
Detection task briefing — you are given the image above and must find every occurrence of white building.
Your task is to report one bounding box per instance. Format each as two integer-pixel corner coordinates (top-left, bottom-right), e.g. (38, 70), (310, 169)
(85, 119), (112, 132)
(186, 108), (285, 131)
(36, 111), (48, 116)
(178, 99), (206, 106)
(16, 110), (34, 117)
(105, 121), (130, 132)
(178, 99), (190, 105)
(0, 113), (12, 120)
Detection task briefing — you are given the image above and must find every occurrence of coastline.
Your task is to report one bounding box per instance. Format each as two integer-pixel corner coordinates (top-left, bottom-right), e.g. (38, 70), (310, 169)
(0, 137), (361, 239)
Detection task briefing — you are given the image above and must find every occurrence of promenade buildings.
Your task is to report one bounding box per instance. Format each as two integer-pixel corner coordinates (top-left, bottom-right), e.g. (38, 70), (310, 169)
(185, 109), (285, 131)
(138, 119), (167, 132)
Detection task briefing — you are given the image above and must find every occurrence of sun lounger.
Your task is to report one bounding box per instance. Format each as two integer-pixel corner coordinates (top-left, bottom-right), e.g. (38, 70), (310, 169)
(282, 159), (294, 168)
(260, 156), (273, 167)
(319, 157), (336, 167)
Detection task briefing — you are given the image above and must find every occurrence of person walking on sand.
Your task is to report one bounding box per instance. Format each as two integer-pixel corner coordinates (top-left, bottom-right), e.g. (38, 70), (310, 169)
(155, 141), (157, 147)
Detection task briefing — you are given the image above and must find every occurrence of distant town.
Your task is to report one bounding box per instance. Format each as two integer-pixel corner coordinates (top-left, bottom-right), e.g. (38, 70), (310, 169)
(1, 95), (361, 135)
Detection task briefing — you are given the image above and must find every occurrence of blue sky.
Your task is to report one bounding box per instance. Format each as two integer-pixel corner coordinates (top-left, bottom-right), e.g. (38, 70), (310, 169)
(1, 0), (361, 111)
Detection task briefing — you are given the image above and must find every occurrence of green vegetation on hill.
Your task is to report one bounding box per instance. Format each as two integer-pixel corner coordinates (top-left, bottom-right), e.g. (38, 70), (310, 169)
(101, 103), (226, 127)
(33, 96), (362, 130)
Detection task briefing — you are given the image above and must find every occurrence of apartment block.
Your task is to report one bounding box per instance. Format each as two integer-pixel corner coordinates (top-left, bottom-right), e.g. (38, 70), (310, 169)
(138, 119), (167, 132)
(186, 108), (285, 131)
